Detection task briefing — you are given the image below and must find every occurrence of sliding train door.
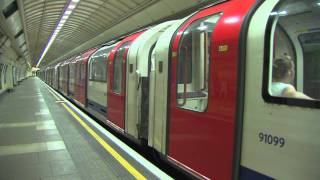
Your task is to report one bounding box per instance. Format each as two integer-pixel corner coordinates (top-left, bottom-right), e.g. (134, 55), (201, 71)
(146, 16), (190, 154)
(168, 12), (227, 179)
(241, 0), (320, 179)
(108, 32), (143, 130)
(125, 21), (177, 140)
(166, 0), (256, 179)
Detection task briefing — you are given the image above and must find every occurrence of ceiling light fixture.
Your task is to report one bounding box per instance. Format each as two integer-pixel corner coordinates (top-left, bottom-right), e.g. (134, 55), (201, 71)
(36, 0), (80, 67)
(65, 10), (72, 15)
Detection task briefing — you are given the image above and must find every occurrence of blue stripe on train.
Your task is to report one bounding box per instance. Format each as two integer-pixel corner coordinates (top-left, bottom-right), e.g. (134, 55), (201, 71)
(240, 166), (275, 180)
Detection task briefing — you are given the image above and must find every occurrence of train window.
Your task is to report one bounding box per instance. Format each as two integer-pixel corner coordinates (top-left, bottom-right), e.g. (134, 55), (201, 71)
(176, 13), (222, 112)
(69, 63), (75, 80)
(299, 32), (320, 99)
(112, 42), (130, 94)
(79, 63), (85, 85)
(265, 0), (320, 105)
(89, 46), (113, 82)
(89, 56), (107, 82)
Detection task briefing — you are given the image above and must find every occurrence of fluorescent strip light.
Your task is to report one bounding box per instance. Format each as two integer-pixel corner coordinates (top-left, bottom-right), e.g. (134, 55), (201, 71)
(36, 0), (80, 67)
(60, 19), (66, 24)
(69, 4), (76, 9)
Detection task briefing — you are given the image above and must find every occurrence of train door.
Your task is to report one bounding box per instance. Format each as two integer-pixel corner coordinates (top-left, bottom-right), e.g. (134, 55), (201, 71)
(168, 13), (228, 179)
(87, 46), (114, 114)
(74, 49), (96, 106)
(164, 1), (257, 179)
(68, 60), (76, 97)
(240, 0), (320, 179)
(147, 16), (190, 154)
(61, 63), (69, 96)
(108, 32), (143, 130)
(125, 21), (177, 140)
(74, 56), (83, 105)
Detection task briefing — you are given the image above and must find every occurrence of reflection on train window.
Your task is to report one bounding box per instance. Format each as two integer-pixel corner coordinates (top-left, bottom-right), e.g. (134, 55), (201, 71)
(268, 0), (319, 100)
(176, 13), (222, 112)
(89, 51), (108, 82)
(299, 32), (320, 99)
(113, 42), (130, 94)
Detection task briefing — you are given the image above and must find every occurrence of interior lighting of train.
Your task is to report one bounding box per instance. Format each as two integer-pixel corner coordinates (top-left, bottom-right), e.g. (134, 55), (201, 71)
(270, 10), (288, 16)
(36, 0), (80, 68)
(197, 25), (208, 31)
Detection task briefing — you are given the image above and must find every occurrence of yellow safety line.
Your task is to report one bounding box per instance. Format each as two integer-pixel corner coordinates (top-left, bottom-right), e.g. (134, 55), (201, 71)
(44, 85), (146, 180)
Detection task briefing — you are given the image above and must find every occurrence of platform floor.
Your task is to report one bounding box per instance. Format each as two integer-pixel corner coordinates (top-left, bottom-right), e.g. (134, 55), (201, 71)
(0, 78), (170, 180)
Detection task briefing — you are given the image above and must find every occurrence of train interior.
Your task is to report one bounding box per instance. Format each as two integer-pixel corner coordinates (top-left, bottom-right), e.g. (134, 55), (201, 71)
(176, 13), (221, 112)
(269, 0), (320, 99)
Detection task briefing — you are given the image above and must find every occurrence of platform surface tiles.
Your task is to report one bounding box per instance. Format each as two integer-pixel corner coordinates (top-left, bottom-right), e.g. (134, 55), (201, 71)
(0, 78), (172, 180)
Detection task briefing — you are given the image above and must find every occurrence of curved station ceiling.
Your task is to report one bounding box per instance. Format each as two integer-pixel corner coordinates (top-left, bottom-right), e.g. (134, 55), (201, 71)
(0, 0), (218, 69)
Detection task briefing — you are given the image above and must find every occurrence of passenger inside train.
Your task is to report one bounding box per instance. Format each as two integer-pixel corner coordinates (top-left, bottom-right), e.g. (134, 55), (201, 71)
(269, 0), (320, 100)
(271, 56), (311, 99)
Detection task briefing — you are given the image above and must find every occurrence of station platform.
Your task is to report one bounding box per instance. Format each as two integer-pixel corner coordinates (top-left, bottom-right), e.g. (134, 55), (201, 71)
(0, 78), (172, 180)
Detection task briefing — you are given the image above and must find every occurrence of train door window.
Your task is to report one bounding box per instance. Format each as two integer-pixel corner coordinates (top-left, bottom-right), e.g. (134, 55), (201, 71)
(89, 57), (93, 80)
(113, 42), (130, 94)
(75, 62), (79, 85)
(89, 47), (111, 82)
(96, 54), (107, 82)
(299, 32), (320, 99)
(79, 63), (84, 86)
(176, 13), (222, 112)
(265, 0), (320, 105)
(69, 63), (76, 90)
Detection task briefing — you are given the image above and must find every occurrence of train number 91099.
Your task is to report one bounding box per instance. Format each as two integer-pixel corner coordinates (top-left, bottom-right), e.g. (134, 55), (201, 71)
(258, 132), (285, 148)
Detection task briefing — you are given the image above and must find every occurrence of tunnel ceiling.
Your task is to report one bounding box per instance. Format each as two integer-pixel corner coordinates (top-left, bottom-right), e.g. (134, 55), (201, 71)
(3, 0), (219, 68)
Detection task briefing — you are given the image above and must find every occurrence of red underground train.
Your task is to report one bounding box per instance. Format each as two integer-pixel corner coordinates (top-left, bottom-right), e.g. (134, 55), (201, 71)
(39, 0), (320, 179)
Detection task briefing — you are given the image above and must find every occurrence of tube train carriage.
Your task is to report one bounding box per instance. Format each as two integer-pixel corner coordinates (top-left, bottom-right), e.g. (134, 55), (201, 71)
(39, 0), (320, 179)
